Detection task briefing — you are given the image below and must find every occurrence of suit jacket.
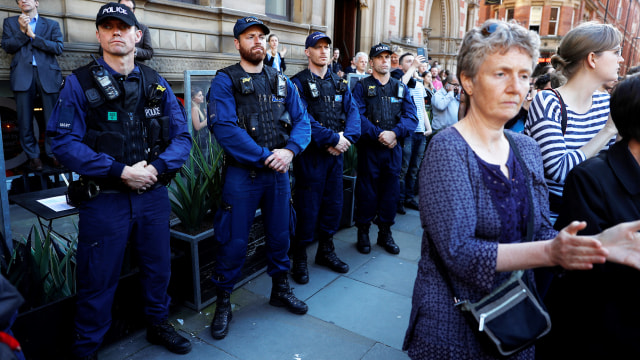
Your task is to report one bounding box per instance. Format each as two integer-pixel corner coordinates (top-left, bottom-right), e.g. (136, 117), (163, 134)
(1, 14), (63, 94)
(135, 23), (154, 61)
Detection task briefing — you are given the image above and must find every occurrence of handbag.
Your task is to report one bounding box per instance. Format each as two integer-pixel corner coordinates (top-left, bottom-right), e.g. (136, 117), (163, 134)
(430, 132), (551, 357)
(456, 270), (551, 356)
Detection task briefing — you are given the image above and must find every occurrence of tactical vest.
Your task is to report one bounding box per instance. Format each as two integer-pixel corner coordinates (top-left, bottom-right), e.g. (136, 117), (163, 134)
(292, 69), (347, 133)
(74, 62), (169, 166)
(220, 64), (291, 150)
(361, 76), (404, 131)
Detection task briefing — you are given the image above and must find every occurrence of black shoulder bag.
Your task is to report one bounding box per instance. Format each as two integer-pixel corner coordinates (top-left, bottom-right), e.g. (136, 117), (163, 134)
(430, 132), (551, 357)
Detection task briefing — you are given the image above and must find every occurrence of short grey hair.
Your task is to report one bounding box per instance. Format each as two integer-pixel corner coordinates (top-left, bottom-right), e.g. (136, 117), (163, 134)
(457, 20), (540, 82)
(355, 52), (368, 62)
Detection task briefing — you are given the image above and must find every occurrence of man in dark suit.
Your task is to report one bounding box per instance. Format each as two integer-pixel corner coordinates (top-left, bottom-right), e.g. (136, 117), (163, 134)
(1, 0), (63, 171)
(118, 0), (153, 61)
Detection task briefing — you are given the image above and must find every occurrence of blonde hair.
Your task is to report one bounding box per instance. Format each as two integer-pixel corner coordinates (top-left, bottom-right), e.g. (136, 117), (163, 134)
(551, 22), (621, 80)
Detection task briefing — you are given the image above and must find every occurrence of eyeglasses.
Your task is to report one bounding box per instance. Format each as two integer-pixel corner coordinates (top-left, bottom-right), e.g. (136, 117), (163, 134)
(481, 23), (505, 37)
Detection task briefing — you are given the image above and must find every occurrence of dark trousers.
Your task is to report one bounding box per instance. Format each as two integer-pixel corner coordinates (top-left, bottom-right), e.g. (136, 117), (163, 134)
(354, 143), (402, 225)
(292, 147), (344, 246)
(73, 187), (172, 357)
(14, 66), (58, 159)
(403, 132), (427, 200)
(212, 166), (292, 292)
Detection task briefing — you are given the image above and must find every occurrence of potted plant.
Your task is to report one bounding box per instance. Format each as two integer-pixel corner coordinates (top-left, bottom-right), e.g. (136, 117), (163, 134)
(5, 225), (77, 360)
(341, 145), (357, 228)
(168, 135), (224, 310)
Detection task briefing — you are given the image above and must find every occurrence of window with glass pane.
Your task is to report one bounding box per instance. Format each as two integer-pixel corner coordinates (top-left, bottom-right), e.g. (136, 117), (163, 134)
(266, 0), (290, 20)
(548, 7), (559, 35)
(506, 8), (514, 21)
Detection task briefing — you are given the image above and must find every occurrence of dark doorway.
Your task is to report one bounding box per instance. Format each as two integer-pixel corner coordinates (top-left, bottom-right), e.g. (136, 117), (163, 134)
(333, 0), (360, 70)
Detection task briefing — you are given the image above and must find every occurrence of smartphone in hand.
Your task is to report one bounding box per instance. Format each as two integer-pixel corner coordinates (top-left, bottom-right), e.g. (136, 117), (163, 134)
(417, 48), (427, 62)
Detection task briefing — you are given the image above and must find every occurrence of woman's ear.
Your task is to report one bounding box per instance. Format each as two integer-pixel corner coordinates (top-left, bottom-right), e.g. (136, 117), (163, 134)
(586, 52), (598, 69)
(460, 72), (473, 97)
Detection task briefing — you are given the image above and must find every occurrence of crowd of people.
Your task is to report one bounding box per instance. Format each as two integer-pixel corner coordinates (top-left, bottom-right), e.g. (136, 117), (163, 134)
(2, 1), (640, 359)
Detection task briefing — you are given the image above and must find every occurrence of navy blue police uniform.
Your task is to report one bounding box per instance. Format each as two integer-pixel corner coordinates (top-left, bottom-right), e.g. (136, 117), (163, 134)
(289, 33), (360, 284)
(46, 55), (191, 357)
(352, 44), (418, 255)
(206, 17), (310, 341)
(208, 63), (311, 290)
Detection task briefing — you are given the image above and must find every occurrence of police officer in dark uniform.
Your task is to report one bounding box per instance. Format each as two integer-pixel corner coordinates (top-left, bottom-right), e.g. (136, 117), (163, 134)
(289, 32), (360, 284)
(352, 43), (418, 255)
(46, 3), (192, 359)
(206, 16), (311, 340)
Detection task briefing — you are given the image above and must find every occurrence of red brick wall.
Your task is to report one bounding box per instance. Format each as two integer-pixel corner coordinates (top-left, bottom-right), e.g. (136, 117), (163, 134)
(390, 5), (397, 26)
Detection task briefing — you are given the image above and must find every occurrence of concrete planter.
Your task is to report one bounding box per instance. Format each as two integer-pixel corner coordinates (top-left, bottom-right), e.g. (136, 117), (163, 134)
(169, 211), (268, 311)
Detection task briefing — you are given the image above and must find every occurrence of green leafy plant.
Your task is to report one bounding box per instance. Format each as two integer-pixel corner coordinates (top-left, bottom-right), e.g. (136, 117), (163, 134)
(343, 145), (358, 176)
(4, 224), (78, 309)
(169, 134), (224, 234)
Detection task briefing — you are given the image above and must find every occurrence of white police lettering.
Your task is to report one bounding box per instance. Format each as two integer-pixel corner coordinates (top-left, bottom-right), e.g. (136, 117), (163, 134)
(145, 107), (161, 118)
(58, 122), (72, 129)
(102, 6), (128, 15)
(245, 17), (259, 23)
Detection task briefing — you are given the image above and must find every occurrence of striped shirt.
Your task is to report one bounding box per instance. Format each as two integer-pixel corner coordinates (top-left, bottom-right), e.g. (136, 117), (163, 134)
(409, 81), (427, 133)
(524, 90), (615, 206)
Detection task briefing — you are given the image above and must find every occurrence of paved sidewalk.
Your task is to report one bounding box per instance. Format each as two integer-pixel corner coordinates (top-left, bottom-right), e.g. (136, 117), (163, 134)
(8, 199), (423, 360)
(97, 209), (423, 360)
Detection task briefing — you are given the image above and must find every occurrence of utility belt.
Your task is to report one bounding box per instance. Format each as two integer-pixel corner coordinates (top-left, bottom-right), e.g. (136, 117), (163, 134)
(65, 176), (167, 207)
(223, 154), (273, 179)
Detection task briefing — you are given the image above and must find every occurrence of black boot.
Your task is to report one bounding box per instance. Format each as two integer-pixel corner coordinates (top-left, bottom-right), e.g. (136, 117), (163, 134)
(269, 272), (308, 314)
(397, 201), (406, 214)
(356, 224), (371, 254)
(211, 289), (232, 339)
(377, 224), (400, 254)
(146, 320), (192, 354)
(315, 232), (349, 273)
(405, 198), (419, 210)
(291, 243), (309, 284)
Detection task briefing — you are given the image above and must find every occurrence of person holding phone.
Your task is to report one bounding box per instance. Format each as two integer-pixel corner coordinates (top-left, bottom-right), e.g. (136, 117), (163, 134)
(431, 75), (460, 132)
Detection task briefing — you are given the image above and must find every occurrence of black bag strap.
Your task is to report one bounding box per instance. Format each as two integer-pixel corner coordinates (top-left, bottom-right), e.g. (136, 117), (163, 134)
(548, 89), (567, 136)
(429, 131), (535, 304)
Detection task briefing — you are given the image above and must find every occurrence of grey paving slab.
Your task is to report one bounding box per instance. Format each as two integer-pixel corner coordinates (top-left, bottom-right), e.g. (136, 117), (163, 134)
(362, 342), (411, 360)
(106, 334), (238, 360)
(208, 301), (375, 360)
(305, 276), (411, 350)
(385, 230), (422, 262)
(173, 288), (265, 337)
(392, 211), (423, 237)
(348, 254), (418, 298)
(99, 331), (150, 360)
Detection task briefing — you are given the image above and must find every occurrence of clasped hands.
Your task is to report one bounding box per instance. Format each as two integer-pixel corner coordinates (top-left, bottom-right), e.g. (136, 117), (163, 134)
(327, 132), (351, 156)
(121, 161), (158, 191)
(378, 130), (397, 149)
(18, 14), (34, 38)
(265, 148), (294, 173)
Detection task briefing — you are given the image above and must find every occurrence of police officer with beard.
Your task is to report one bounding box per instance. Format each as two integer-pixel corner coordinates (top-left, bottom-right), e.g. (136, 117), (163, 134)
(352, 43), (418, 255)
(289, 32), (361, 284)
(206, 17), (311, 340)
(46, 3), (192, 359)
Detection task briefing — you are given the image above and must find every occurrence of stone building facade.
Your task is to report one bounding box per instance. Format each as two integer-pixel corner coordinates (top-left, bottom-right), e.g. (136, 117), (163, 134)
(477, 0), (640, 74)
(0, 0), (468, 93)
(0, 0), (466, 170)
